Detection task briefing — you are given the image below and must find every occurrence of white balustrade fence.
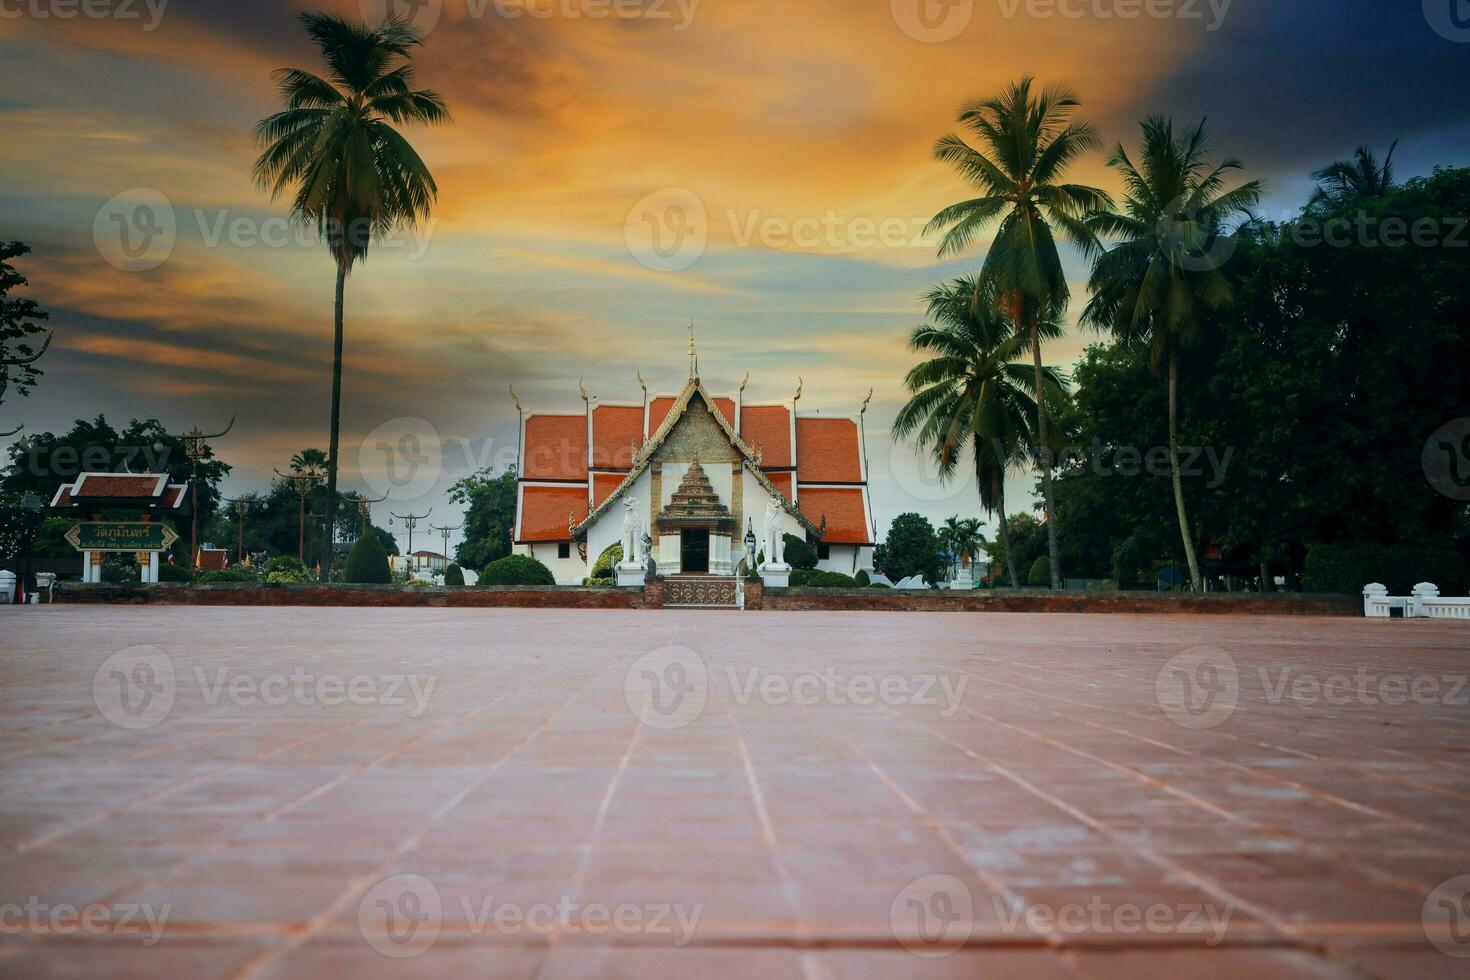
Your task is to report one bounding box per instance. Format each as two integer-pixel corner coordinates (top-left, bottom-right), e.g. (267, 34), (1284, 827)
(1363, 583), (1470, 620)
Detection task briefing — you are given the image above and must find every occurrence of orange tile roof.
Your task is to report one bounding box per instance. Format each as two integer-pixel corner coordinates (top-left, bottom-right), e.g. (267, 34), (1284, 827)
(164, 485), (187, 509)
(647, 396), (676, 434)
(74, 474), (165, 498)
(592, 405), (642, 470)
(519, 485), (588, 542)
(523, 415), (588, 481)
(711, 397), (736, 427)
(795, 418), (863, 483)
(592, 473), (623, 508)
(765, 471), (793, 500)
(740, 404), (792, 468)
(50, 483), (75, 507)
(797, 487), (871, 545)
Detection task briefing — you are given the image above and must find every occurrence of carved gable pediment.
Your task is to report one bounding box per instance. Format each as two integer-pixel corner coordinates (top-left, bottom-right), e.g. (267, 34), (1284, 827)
(652, 398), (743, 464)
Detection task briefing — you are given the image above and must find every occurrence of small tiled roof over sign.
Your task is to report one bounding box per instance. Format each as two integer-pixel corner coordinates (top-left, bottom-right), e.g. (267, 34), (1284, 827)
(50, 473), (190, 512)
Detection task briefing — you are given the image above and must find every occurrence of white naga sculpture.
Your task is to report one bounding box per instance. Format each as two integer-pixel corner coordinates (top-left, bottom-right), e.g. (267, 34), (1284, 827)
(762, 499), (786, 567)
(621, 496), (642, 565)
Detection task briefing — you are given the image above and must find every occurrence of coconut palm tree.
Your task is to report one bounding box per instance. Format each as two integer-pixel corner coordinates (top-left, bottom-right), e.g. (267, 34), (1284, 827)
(1082, 116), (1261, 591)
(290, 447), (329, 474)
(253, 12), (448, 581)
(926, 77), (1110, 589)
(894, 275), (1066, 589)
(940, 516), (986, 583)
(1310, 141), (1397, 207)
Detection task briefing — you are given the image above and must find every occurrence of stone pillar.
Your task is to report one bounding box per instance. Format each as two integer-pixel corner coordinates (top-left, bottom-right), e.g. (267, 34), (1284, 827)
(744, 577), (764, 610)
(1411, 582), (1440, 618)
(146, 552), (160, 584)
(82, 551), (97, 583)
(1362, 582), (1388, 617)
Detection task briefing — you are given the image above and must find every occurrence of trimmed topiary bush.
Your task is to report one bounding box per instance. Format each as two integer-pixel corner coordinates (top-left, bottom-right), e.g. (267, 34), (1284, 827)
(199, 569), (252, 583)
(343, 533), (392, 584)
(590, 542), (623, 578)
(157, 561), (194, 583)
(443, 563), (465, 587)
(783, 534), (818, 570)
(790, 568), (858, 588)
(1027, 555), (1050, 588)
(480, 554), (556, 586)
(263, 555), (314, 584)
(854, 568), (870, 586)
(1301, 541), (1468, 595)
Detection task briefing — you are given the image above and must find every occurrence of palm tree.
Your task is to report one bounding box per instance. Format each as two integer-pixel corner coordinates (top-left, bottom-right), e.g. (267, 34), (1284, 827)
(894, 275), (1066, 589)
(290, 447), (329, 474)
(253, 12), (448, 582)
(1310, 141), (1397, 207)
(1082, 116), (1261, 591)
(940, 516), (986, 582)
(926, 77), (1110, 589)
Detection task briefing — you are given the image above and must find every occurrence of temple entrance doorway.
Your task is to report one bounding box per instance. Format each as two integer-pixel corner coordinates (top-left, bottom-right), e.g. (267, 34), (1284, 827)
(680, 528), (710, 574)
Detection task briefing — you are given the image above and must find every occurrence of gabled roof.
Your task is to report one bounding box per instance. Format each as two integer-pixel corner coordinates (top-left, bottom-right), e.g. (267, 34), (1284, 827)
(572, 375), (821, 540)
(50, 473), (188, 510)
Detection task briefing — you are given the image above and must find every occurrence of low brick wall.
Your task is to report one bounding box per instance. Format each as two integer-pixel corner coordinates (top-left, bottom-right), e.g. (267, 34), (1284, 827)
(55, 582), (647, 609)
(52, 582), (1358, 615)
(762, 587), (1359, 616)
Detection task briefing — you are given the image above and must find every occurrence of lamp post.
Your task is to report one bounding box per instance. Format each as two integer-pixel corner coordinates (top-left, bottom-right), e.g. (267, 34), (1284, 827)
(390, 509), (430, 573)
(356, 490), (388, 537)
(226, 495), (262, 564)
(429, 522), (461, 575)
(275, 466), (324, 561)
(166, 417), (234, 569)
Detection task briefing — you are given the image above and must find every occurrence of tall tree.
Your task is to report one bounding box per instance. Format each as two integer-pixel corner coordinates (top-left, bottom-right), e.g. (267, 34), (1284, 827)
(448, 467), (517, 571)
(926, 77), (1110, 588)
(1310, 141), (1397, 207)
(1082, 116), (1261, 590)
(253, 12), (448, 581)
(0, 242), (53, 416)
(940, 516), (986, 580)
(894, 275), (1064, 588)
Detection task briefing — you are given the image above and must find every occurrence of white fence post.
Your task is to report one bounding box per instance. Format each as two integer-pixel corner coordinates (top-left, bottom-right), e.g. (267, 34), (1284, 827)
(1363, 583), (1389, 618)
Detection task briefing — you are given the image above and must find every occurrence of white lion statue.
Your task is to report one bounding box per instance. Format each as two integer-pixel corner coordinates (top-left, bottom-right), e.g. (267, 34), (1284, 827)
(621, 496), (641, 565)
(762, 499), (785, 567)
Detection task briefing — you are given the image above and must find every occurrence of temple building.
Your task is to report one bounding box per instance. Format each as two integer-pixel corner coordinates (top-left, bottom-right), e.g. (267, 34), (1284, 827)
(512, 359), (876, 585)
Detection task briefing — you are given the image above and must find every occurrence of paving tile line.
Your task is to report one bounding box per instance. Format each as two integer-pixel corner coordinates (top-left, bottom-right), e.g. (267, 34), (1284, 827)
(940, 662), (1468, 845)
(228, 662), (616, 980)
(1000, 653), (1470, 771)
(10, 716), (371, 856)
(73, 665), (556, 929)
(857, 698), (1310, 953)
(958, 659), (1470, 812)
(940, 696), (1435, 903)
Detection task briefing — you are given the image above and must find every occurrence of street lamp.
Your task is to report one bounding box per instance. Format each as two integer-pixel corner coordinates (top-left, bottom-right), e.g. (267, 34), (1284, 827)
(390, 509), (430, 573)
(166, 417), (234, 569)
(356, 489), (388, 537)
(275, 466), (324, 561)
(227, 495), (261, 564)
(429, 522), (461, 575)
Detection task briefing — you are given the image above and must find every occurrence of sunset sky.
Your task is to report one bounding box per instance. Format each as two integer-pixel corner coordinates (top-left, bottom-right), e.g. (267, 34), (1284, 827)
(4, 0), (1468, 548)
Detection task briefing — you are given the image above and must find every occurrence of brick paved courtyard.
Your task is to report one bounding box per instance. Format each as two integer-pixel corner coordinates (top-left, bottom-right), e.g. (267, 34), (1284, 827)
(1, 608), (1467, 978)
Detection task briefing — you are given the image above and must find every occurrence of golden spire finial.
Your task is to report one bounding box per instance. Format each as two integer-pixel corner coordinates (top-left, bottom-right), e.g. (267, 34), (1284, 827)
(508, 384), (522, 412)
(860, 388), (873, 415)
(793, 376), (804, 403)
(688, 320), (697, 378)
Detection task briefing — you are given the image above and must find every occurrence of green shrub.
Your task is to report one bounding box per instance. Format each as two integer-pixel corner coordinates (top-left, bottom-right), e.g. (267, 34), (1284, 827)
(790, 568), (858, 588)
(1027, 555), (1050, 588)
(199, 569), (252, 583)
(868, 581), (891, 589)
(783, 534), (818, 570)
(583, 576), (615, 586)
(343, 533), (392, 584)
(157, 561), (194, 583)
(443, 563), (465, 586)
(854, 568), (870, 586)
(590, 542), (623, 578)
(480, 554), (556, 586)
(1302, 542), (1468, 595)
(262, 555), (314, 584)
